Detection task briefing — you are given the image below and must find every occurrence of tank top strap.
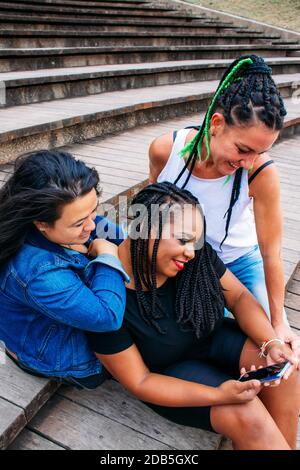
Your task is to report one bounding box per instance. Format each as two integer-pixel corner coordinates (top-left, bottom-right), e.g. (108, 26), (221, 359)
(157, 128), (190, 185)
(172, 128), (192, 156)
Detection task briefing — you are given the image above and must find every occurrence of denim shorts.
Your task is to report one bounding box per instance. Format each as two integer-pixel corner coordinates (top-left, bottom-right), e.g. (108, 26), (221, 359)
(225, 245), (288, 323)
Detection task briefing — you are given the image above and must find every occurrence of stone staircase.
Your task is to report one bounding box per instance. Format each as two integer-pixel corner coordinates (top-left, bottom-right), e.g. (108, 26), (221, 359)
(0, 0), (299, 450)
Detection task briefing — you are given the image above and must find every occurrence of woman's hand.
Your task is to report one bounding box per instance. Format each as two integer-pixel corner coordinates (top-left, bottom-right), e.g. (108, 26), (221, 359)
(87, 239), (119, 258)
(265, 342), (298, 380)
(217, 377), (262, 405)
(273, 323), (300, 370)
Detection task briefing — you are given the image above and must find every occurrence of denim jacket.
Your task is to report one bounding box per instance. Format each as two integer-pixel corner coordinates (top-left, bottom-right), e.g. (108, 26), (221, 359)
(0, 216), (129, 378)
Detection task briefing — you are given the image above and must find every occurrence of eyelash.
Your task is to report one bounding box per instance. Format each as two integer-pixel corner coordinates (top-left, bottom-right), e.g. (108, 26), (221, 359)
(237, 147), (249, 155)
(74, 210), (97, 227)
(178, 239), (190, 245)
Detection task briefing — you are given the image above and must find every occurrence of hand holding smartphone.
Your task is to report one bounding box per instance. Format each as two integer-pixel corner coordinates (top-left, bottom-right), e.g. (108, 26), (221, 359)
(239, 361), (291, 384)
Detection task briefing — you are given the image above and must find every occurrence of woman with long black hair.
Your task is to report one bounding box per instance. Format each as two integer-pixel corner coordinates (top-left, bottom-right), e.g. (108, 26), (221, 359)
(87, 182), (300, 450)
(0, 150), (129, 389)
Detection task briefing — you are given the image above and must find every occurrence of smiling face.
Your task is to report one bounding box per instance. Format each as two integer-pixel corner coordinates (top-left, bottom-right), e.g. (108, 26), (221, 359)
(208, 112), (279, 177)
(148, 203), (204, 284)
(33, 188), (98, 246)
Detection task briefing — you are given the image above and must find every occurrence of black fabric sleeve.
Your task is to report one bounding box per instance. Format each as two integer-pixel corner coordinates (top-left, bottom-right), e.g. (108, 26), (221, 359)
(86, 323), (134, 355)
(205, 242), (227, 278)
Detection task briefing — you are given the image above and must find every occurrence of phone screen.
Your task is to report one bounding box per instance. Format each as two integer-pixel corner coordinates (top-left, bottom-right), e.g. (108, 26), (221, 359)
(239, 362), (291, 383)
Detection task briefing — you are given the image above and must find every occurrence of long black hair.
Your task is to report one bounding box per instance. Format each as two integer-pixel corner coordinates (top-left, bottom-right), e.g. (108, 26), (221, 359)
(129, 181), (225, 339)
(174, 54), (287, 248)
(0, 149), (101, 266)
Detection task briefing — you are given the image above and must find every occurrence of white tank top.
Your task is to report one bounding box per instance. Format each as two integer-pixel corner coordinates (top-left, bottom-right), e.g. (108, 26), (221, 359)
(157, 128), (258, 264)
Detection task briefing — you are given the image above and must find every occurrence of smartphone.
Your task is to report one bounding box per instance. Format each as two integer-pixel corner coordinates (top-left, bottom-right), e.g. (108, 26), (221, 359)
(239, 361), (291, 383)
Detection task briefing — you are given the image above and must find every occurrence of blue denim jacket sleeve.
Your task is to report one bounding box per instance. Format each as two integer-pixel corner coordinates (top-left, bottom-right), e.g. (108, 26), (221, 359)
(90, 215), (127, 246)
(85, 254), (130, 283)
(25, 262), (127, 332)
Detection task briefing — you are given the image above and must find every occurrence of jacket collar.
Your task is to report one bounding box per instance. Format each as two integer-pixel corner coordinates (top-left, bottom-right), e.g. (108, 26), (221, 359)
(26, 227), (76, 258)
(25, 216), (105, 260)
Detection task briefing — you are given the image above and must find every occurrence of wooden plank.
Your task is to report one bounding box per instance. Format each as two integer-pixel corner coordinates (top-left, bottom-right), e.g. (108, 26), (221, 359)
(287, 279), (300, 296)
(0, 356), (60, 423)
(285, 292), (300, 311)
(285, 307), (300, 330)
(283, 238), (300, 255)
(294, 269), (300, 282)
(58, 380), (221, 450)
(8, 428), (65, 451)
(284, 262), (296, 284)
(81, 141), (150, 157)
(27, 394), (174, 450)
(0, 398), (26, 450)
(282, 236), (300, 254)
(282, 247), (300, 265)
(72, 150), (148, 168)
(283, 226), (300, 242)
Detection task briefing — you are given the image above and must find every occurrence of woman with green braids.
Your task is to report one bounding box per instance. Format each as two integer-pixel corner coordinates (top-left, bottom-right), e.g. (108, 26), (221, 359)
(149, 54), (300, 363)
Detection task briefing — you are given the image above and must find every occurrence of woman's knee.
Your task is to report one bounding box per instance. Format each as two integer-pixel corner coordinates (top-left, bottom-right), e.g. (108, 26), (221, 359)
(210, 397), (268, 437)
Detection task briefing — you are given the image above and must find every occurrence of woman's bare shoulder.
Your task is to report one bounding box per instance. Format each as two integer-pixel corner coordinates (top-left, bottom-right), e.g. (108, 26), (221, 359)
(149, 132), (173, 162)
(148, 132), (173, 183)
(148, 129), (198, 183)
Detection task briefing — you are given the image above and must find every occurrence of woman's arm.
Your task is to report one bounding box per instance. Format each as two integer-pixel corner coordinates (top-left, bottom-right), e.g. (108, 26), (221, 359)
(27, 261), (126, 332)
(221, 268), (298, 366)
(249, 160), (300, 360)
(97, 344), (261, 407)
(221, 268), (279, 345)
(250, 160), (285, 327)
(148, 133), (173, 183)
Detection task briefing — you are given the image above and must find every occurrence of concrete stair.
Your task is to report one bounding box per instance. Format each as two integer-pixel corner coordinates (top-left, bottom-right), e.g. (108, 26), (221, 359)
(0, 0), (300, 451)
(1, 58), (300, 106)
(0, 31), (291, 48)
(0, 73), (299, 163)
(2, 44), (300, 73)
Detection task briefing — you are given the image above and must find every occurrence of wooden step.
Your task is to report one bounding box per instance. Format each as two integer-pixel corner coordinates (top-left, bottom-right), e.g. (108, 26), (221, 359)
(0, 357), (59, 450)
(2, 123), (299, 450)
(0, 74), (299, 163)
(1, 57), (300, 106)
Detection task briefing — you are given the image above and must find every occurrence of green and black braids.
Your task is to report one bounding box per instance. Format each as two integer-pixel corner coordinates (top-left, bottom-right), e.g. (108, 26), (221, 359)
(174, 54), (287, 248)
(129, 181), (225, 339)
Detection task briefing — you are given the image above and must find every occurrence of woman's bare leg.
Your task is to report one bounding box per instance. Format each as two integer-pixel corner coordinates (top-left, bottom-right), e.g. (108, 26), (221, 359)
(210, 397), (290, 450)
(239, 338), (300, 449)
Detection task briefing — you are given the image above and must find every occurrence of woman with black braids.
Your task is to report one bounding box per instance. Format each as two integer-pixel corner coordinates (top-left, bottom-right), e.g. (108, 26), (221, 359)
(87, 182), (300, 450)
(149, 54), (300, 361)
